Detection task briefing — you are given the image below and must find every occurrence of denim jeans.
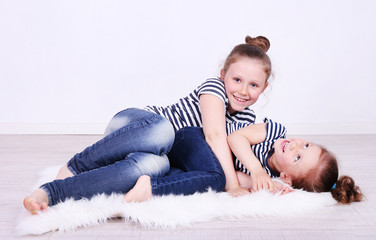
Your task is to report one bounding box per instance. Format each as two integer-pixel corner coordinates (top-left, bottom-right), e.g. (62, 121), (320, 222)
(151, 127), (226, 196)
(41, 108), (175, 206)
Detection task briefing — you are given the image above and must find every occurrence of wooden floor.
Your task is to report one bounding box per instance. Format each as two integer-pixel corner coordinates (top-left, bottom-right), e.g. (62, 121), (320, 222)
(1, 134), (376, 240)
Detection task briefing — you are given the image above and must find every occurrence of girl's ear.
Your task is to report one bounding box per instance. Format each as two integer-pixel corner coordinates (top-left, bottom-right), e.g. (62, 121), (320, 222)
(280, 172), (292, 186)
(220, 69), (225, 80)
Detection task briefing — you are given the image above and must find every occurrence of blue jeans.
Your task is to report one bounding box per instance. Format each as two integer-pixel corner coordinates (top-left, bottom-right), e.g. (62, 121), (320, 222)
(152, 127), (226, 195)
(41, 108), (175, 206)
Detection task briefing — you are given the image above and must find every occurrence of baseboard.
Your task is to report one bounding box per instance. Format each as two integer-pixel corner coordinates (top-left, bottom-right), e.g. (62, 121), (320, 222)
(0, 122), (375, 135)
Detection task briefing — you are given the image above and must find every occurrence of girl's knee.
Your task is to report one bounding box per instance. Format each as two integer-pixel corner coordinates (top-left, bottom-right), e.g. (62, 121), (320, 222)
(129, 153), (170, 177)
(153, 119), (175, 153)
(104, 109), (133, 135)
(104, 108), (154, 135)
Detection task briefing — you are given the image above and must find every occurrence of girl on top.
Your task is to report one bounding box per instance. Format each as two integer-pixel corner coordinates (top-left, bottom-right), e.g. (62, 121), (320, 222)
(228, 119), (363, 204)
(24, 35), (273, 214)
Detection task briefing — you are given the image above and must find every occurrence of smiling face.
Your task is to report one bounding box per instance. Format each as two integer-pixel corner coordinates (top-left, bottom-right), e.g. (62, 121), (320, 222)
(221, 57), (268, 114)
(269, 138), (322, 185)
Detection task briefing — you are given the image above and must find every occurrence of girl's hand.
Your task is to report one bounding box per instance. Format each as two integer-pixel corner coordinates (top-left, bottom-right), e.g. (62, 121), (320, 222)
(226, 185), (251, 197)
(271, 181), (294, 195)
(250, 169), (274, 192)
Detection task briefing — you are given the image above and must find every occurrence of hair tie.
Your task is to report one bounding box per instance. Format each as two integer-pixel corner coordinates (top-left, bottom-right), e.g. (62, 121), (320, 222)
(331, 183), (336, 190)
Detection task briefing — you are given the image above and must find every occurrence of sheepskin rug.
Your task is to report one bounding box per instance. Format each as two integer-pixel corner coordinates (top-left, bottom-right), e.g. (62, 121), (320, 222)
(16, 166), (336, 236)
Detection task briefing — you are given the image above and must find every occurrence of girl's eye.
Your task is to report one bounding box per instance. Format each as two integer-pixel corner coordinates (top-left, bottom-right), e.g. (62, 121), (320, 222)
(304, 144), (309, 149)
(250, 83), (257, 87)
(234, 78), (241, 82)
(295, 155), (301, 162)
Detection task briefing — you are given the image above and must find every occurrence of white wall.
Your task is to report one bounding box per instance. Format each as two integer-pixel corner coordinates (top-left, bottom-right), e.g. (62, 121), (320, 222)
(1, 0), (375, 134)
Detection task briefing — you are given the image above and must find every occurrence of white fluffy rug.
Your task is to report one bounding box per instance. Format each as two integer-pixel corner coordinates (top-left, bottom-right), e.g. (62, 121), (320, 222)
(16, 166), (336, 236)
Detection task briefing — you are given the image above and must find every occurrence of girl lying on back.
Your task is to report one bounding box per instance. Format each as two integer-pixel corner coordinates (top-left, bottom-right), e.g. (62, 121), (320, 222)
(228, 119), (363, 204)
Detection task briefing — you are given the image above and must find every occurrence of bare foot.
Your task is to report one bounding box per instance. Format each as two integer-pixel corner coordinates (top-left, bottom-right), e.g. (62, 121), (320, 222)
(23, 188), (49, 215)
(55, 164), (73, 180)
(124, 175), (152, 203)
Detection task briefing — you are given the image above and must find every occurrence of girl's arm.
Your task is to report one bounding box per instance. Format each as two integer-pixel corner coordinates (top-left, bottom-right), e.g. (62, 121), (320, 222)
(200, 94), (249, 197)
(227, 123), (273, 191)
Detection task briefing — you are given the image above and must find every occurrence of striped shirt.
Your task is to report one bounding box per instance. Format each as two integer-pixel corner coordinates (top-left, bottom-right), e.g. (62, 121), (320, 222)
(145, 77), (256, 134)
(234, 119), (287, 178)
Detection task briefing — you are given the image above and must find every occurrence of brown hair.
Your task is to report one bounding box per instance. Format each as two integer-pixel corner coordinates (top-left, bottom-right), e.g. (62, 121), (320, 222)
(291, 146), (363, 204)
(222, 36), (272, 81)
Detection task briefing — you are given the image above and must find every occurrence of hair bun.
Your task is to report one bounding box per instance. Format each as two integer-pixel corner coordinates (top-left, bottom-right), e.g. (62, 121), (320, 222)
(331, 175), (363, 204)
(245, 36), (270, 53)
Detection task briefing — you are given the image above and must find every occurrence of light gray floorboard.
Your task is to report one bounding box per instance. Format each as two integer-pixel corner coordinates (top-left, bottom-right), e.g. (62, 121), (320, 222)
(1, 134), (375, 240)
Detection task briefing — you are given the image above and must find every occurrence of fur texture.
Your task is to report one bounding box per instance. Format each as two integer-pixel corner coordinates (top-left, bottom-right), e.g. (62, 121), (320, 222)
(16, 166), (336, 235)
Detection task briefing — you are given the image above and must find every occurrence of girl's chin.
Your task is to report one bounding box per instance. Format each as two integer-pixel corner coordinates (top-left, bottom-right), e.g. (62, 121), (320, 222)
(230, 102), (250, 112)
(230, 107), (244, 114)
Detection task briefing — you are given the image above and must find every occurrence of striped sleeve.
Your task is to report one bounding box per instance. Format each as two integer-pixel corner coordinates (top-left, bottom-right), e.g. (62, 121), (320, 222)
(234, 119), (286, 177)
(197, 78), (226, 104)
(264, 118), (287, 141)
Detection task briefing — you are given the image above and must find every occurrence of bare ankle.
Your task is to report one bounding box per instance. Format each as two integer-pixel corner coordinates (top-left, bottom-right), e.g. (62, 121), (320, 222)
(56, 164), (73, 180)
(124, 175), (152, 203)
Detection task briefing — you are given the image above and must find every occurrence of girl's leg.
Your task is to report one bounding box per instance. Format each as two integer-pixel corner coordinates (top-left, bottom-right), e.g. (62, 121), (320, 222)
(124, 127), (226, 202)
(153, 127), (226, 195)
(24, 152), (169, 213)
(55, 164), (73, 179)
(66, 108), (174, 176)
